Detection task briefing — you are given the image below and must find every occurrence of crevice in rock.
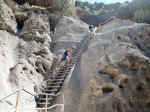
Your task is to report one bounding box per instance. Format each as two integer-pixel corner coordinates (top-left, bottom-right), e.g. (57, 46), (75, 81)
(49, 21), (56, 34)
(30, 70), (33, 75)
(119, 78), (129, 89)
(36, 68), (40, 73)
(119, 84), (124, 89)
(16, 18), (25, 35)
(102, 85), (114, 94)
(42, 63), (47, 72)
(14, 0), (27, 5)
(23, 66), (28, 71)
(146, 101), (150, 107)
(102, 87), (114, 93)
(136, 81), (146, 91)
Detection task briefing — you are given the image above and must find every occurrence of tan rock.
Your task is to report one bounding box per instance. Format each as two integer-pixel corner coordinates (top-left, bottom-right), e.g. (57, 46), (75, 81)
(100, 65), (119, 78)
(101, 83), (117, 93)
(0, 0), (17, 33)
(88, 79), (103, 98)
(116, 74), (130, 88)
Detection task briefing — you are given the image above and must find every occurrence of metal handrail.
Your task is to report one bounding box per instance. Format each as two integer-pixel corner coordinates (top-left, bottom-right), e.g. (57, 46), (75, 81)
(0, 88), (36, 103)
(0, 89), (23, 102)
(10, 104), (64, 111)
(22, 89), (36, 97)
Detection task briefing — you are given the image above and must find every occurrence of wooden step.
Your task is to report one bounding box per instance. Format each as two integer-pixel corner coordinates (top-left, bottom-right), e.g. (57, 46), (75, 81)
(38, 94), (57, 98)
(42, 88), (58, 92)
(55, 75), (66, 78)
(57, 72), (66, 75)
(44, 86), (61, 90)
(46, 87), (61, 91)
(36, 102), (52, 108)
(43, 89), (60, 93)
(58, 71), (65, 74)
(46, 85), (61, 88)
(53, 79), (64, 81)
(42, 88), (58, 94)
(48, 80), (64, 84)
(46, 82), (63, 86)
(55, 77), (65, 80)
(46, 78), (64, 83)
(47, 83), (63, 87)
(37, 98), (54, 102)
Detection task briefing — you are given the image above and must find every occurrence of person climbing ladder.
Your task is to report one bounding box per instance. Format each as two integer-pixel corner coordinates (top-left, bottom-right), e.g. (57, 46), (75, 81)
(56, 50), (72, 72)
(50, 23), (56, 35)
(60, 50), (72, 65)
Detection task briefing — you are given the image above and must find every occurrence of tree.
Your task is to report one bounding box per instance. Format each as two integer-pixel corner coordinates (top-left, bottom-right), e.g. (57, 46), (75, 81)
(132, 0), (150, 10)
(134, 9), (145, 23)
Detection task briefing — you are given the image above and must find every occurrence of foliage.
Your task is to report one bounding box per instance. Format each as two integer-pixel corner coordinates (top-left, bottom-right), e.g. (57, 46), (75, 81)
(19, 2), (31, 9)
(132, 0), (150, 23)
(64, 7), (71, 17)
(134, 9), (150, 23)
(76, 1), (105, 15)
(76, 0), (150, 24)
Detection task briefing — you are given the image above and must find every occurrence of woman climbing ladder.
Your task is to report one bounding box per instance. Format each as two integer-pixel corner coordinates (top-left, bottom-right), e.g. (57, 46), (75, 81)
(56, 50), (72, 72)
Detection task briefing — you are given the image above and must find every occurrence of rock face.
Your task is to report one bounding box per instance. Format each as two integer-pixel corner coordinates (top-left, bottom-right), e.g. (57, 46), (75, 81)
(53, 16), (89, 57)
(0, 0), (17, 33)
(26, 0), (75, 10)
(79, 20), (150, 112)
(20, 12), (50, 38)
(17, 11), (54, 87)
(0, 30), (19, 112)
(0, 1), (54, 112)
(27, 0), (53, 7)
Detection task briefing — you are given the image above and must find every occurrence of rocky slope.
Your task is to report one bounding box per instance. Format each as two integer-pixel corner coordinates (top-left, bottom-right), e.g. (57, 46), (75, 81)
(79, 19), (150, 112)
(50, 15), (150, 112)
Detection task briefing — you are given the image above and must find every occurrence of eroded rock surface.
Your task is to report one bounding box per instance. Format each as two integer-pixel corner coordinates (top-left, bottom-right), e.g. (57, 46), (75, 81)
(0, 0), (17, 33)
(53, 16), (89, 57)
(79, 19), (150, 112)
(0, 1), (54, 112)
(0, 30), (19, 111)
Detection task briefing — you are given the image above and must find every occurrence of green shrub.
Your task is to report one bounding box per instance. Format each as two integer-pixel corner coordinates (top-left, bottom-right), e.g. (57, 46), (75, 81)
(64, 7), (71, 16)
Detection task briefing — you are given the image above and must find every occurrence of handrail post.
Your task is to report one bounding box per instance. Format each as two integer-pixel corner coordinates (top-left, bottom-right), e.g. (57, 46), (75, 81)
(62, 93), (64, 105)
(62, 93), (64, 112)
(15, 91), (19, 112)
(45, 94), (48, 112)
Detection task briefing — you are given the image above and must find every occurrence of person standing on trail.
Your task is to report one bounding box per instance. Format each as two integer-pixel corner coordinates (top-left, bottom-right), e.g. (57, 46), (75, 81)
(89, 25), (96, 39)
(89, 24), (94, 32)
